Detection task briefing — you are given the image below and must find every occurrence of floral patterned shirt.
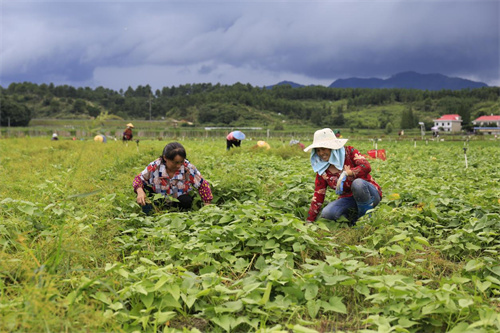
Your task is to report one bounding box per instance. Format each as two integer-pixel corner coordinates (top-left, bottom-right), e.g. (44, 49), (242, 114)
(307, 146), (382, 222)
(133, 158), (213, 203)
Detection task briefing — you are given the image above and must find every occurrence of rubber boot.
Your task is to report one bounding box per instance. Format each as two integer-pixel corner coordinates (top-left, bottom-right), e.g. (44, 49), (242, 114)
(356, 200), (374, 219)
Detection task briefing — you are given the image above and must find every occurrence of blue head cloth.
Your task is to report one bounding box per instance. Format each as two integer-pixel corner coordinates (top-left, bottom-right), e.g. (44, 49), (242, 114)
(310, 148), (345, 175)
(232, 131), (245, 140)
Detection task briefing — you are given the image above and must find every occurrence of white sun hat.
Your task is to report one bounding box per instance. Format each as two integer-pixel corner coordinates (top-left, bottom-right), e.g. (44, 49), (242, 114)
(303, 128), (348, 152)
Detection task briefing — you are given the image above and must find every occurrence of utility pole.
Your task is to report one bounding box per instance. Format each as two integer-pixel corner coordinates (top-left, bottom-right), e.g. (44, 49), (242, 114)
(419, 122), (425, 140)
(149, 91), (152, 121)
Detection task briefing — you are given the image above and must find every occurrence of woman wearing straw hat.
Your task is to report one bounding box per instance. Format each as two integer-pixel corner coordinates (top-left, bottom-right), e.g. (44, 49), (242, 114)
(123, 123), (134, 142)
(304, 128), (382, 226)
(226, 130), (245, 150)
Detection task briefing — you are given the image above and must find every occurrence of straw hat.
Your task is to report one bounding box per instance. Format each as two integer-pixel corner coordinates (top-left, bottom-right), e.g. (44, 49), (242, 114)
(257, 140), (270, 149)
(126, 123), (134, 128)
(303, 128), (348, 152)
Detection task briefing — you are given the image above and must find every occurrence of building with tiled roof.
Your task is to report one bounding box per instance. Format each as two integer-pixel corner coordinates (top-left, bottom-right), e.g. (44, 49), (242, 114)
(432, 114), (462, 132)
(472, 114), (500, 135)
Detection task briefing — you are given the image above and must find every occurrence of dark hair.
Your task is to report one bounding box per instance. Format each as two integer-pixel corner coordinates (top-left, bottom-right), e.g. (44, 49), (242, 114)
(162, 142), (186, 161)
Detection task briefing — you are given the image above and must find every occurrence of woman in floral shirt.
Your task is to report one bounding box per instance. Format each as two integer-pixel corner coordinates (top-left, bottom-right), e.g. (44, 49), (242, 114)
(304, 128), (382, 226)
(133, 142), (213, 214)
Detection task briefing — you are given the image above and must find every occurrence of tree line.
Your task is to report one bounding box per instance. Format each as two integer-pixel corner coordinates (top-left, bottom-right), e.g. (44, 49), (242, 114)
(1, 81), (498, 129)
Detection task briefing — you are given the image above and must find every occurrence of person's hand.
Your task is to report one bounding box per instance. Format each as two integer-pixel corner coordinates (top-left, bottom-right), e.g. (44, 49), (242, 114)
(336, 171), (348, 195)
(344, 165), (352, 176)
(204, 202), (211, 206)
(136, 188), (146, 206)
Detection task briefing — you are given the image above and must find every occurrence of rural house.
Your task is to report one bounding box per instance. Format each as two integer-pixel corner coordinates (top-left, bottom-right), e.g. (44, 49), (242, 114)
(472, 114), (500, 135)
(432, 114), (462, 132)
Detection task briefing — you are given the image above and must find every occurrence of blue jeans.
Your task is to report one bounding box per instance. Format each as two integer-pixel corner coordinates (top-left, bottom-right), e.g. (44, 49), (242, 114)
(320, 178), (381, 225)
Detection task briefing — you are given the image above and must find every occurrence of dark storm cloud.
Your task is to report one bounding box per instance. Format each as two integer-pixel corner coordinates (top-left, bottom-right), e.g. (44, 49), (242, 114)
(1, 0), (498, 90)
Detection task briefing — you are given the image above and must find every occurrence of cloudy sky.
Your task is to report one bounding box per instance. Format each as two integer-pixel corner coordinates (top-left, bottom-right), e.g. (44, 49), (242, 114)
(1, 0), (499, 92)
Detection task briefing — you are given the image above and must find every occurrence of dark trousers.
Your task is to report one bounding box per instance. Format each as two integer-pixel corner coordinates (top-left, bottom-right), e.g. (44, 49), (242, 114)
(226, 139), (241, 150)
(141, 186), (193, 215)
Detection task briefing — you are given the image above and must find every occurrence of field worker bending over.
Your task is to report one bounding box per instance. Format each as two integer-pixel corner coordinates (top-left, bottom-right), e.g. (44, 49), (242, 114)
(304, 128), (382, 226)
(226, 130), (245, 150)
(123, 123), (134, 142)
(133, 142), (213, 215)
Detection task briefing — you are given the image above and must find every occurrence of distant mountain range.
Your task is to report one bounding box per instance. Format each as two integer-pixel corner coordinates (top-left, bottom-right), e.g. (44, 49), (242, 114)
(268, 71), (488, 91)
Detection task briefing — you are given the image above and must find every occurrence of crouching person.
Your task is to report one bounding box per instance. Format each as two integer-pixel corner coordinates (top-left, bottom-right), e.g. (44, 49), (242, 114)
(304, 128), (382, 226)
(133, 142), (212, 214)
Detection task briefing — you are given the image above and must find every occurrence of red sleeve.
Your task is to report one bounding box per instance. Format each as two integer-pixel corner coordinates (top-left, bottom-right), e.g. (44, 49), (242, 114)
(198, 180), (213, 203)
(133, 174), (143, 193)
(347, 147), (371, 178)
(307, 174), (327, 222)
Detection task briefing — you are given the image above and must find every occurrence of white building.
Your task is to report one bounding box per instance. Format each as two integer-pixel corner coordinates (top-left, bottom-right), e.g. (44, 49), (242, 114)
(472, 115), (500, 135)
(432, 114), (462, 132)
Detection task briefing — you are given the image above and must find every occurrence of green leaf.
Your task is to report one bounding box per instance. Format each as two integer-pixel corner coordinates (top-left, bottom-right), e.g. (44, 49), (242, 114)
(306, 300), (320, 318)
(141, 293), (154, 308)
(458, 298), (474, 308)
(465, 259), (484, 272)
(134, 284), (148, 295)
(214, 300), (243, 314)
(181, 294), (197, 309)
(166, 284), (181, 300)
(139, 257), (157, 266)
(304, 283), (318, 301)
(92, 292), (110, 305)
(447, 323), (470, 333)
(413, 236), (430, 246)
(109, 302), (124, 311)
(323, 275), (351, 285)
(323, 296), (347, 314)
(290, 324), (319, 333)
(211, 315), (232, 331)
(219, 215), (234, 224)
(388, 233), (407, 243)
(398, 317), (418, 328)
(17, 204), (35, 216)
(255, 256), (267, 271)
(117, 268), (129, 278)
(387, 244), (406, 255)
(485, 275), (500, 285)
(474, 280), (491, 292)
(154, 311), (176, 323)
(451, 276), (470, 284)
(259, 282), (272, 305)
(153, 276), (169, 291)
(162, 294), (182, 309)
(487, 266), (500, 277)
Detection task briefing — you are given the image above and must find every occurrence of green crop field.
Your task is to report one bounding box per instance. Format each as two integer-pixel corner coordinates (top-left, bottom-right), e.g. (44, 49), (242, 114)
(1, 137), (499, 332)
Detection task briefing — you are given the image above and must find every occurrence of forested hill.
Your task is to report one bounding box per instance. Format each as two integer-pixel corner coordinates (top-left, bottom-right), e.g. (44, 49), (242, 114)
(329, 71), (488, 90)
(1, 81), (499, 131)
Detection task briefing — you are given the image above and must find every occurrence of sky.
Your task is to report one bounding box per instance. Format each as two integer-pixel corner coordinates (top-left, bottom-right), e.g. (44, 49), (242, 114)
(1, 0), (499, 92)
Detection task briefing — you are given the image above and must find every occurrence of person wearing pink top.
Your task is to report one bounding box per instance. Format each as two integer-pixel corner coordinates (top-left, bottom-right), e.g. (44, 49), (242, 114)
(226, 131), (245, 150)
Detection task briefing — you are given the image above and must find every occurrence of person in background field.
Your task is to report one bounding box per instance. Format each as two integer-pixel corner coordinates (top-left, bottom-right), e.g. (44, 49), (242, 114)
(226, 130), (245, 150)
(253, 140), (270, 150)
(51, 133), (59, 141)
(304, 128), (382, 226)
(289, 139), (305, 150)
(133, 142), (213, 215)
(334, 129), (342, 138)
(123, 123), (134, 142)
